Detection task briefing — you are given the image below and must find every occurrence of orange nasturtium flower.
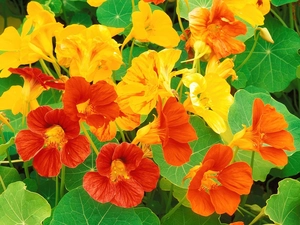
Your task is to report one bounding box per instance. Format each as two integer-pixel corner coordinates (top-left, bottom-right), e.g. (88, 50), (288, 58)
(62, 77), (120, 128)
(55, 24), (123, 83)
(133, 97), (197, 166)
(229, 98), (295, 166)
(182, 72), (234, 134)
(185, 144), (253, 216)
(188, 0), (247, 59)
(83, 142), (160, 208)
(0, 67), (57, 116)
(224, 0), (270, 27)
(15, 106), (90, 177)
(143, 0), (165, 5)
(123, 1), (180, 48)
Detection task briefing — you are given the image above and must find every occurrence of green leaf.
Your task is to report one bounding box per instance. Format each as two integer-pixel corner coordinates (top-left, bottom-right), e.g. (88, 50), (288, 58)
(96, 0), (134, 28)
(49, 186), (143, 225)
(228, 89), (300, 181)
(35, 0), (62, 14)
(178, 0), (212, 20)
(270, 151), (300, 178)
(271, 0), (298, 7)
(134, 207), (160, 225)
(162, 206), (222, 225)
(70, 13), (93, 27)
(0, 181), (51, 225)
(265, 178), (300, 225)
(0, 166), (21, 193)
(152, 116), (222, 188)
(0, 136), (14, 156)
(234, 16), (300, 92)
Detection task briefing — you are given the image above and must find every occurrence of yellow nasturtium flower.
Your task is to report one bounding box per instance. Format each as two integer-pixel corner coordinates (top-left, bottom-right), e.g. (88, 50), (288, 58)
(182, 72), (234, 134)
(87, 0), (106, 7)
(123, 1), (180, 48)
(55, 24), (123, 83)
(224, 0), (271, 27)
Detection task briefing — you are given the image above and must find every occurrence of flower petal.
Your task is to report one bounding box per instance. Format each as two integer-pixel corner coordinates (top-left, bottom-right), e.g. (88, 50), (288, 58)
(130, 158), (160, 192)
(203, 144), (233, 171)
(111, 179), (144, 208)
(187, 188), (215, 216)
(61, 135), (90, 168)
(210, 186), (240, 216)
(218, 162), (253, 195)
(27, 106), (53, 134)
(263, 130), (295, 150)
(33, 147), (61, 177)
(15, 130), (44, 161)
(96, 143), (118, 176)
(83, 172), (115, 203)
(259, 146), (288, 166)
(162, 139), (192, 166)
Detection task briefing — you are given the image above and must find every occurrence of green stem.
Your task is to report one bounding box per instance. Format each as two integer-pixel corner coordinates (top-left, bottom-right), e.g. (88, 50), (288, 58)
(128, 40), (135, 68)
(161, 195), (186, 223)
(0, 130), (13, 167)
(270, 8), (288, 27)
(0, 175), (6, 191)
(165, 184), (174, 213)
(80, 122), (99, 155)
(39, 59), (55, 77)
(288, 3), (294, 30)
(115, 122), (126, 143)
(176, 0), (188, 40)
(236, 30), (259, 71)
(250, 151), (255, 170)
(60, 165), (66, 199)
(23, 161), (30, 179)
(0, 159), (23, 164)
(55, 175), (59, 206)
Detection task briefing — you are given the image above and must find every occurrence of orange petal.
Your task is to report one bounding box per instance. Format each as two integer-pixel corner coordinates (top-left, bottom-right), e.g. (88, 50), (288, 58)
(162, 139), (192, 166)
(33, 147), (61, 177)
(203, 144), (233, 171)
(26, 106), (52, 134)
(187, 188), (215, 216)
(210, 186), (240, 215)
(259, 146), (288, 166)
(263, 130), (295, 150)
(252, 98), (265, 129)
(218, 162), (253, 195)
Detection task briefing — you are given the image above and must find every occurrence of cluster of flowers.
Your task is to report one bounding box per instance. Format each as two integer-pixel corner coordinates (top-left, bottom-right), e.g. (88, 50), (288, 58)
(0, 0), (295, 218)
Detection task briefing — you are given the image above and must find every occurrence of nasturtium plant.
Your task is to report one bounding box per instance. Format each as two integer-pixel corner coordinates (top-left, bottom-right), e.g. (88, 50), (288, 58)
(0, 0), (299, 224)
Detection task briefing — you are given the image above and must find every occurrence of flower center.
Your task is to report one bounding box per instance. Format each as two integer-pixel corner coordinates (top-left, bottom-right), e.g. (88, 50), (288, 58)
(201, 170), (220, 192)
(110, 159), (130, 182)
(45, 125), (66, 150)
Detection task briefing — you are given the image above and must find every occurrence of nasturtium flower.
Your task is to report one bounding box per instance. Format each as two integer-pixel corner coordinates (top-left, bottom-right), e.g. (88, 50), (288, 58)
(0, 112), (14, 132)
(123, 1), (180, 48)
(224, 0), (270, 27)
(15, 106), (90, 177)
(229, 98), (295, 166)
(87, 0), (106, 7)
(186, 144), (253, 216)
(55, 24), (123, 83)
(83, 142), (160, 208)
(0, 67), (55, 116)
(133, 97), (197, 166)
(188, 0), (247, 59)
(143, 0), (165, 5)
(182, 72), (233, 134)
(117, 49), (182, 115)
(62, 77), (120, 128)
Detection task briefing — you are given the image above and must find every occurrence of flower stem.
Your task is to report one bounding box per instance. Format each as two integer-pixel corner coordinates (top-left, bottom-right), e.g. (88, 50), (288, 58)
(39, 59), (55, 78)
(23, 161), (30, 179)
(115, 122), (126, 142)
(0, 159), (23, 164)
(270, 8), (288, 27)
(288, 3), (294, 30)
(250, 151), (255, 170)
(236, 30), (259, 71)
(0, 175), (6, 191)
(80, 122), (99, 155)
(161, 194), (186, 223)
(60, 165), (66, 199)
(165, 184), (174, 213)
(176, 0), (188, 40)
(55, 175), (59, 206)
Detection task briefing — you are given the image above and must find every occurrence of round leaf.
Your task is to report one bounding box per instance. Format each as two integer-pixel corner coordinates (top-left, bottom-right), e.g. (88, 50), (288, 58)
(134, 207), (160, 225)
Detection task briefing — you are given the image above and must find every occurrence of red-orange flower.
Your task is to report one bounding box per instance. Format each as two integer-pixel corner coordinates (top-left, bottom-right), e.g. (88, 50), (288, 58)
(186, 144), (253, 216)
(62, 77), (120, 128)
(133, 97), (198, 166)
(15, 106), (90, 177)
(229, 98), (295, 166)
(188, 0), (247, 59)
(83, 142), (160, 208)
(143, 0), (165, 5)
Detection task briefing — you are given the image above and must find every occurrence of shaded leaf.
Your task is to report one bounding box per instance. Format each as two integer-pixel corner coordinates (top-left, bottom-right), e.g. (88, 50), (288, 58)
(134, 207), (160, 225)
(0, 166), (21, 193)
(265, 178), (300, 224)
(271, 0), (298, 6)
(0, 181), (51, 225)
